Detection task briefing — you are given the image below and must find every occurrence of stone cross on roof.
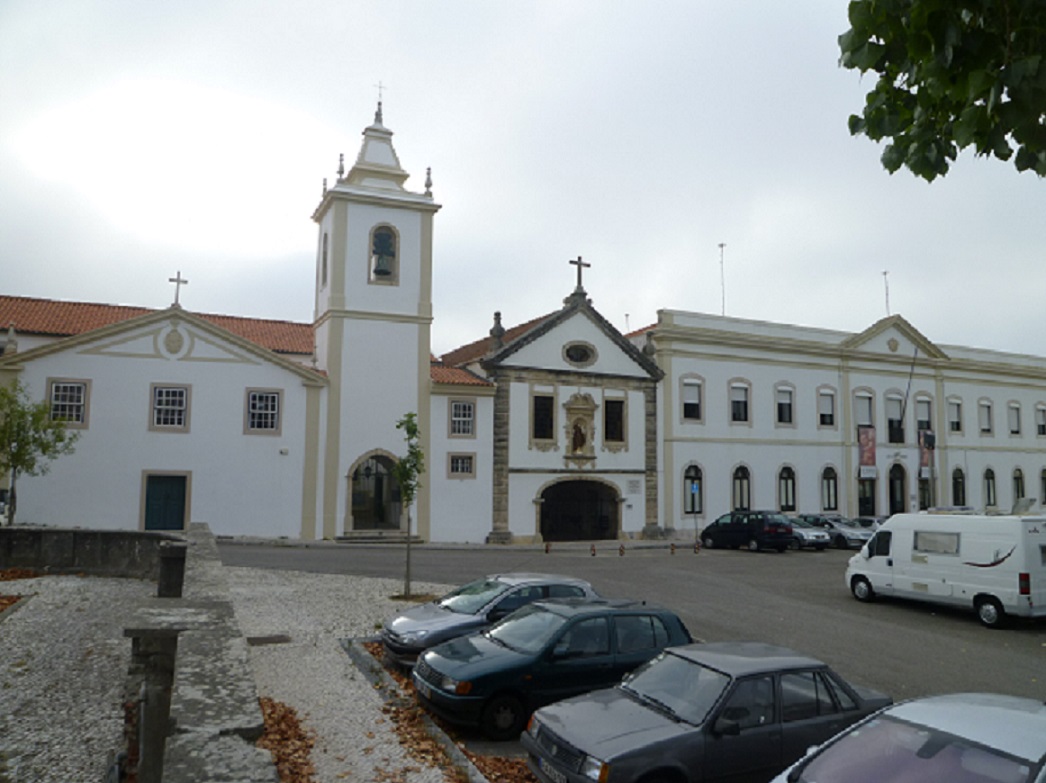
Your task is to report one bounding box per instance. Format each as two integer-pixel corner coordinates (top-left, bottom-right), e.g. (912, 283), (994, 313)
(569, 255), (590, 292)
(169, 271), (189, 307)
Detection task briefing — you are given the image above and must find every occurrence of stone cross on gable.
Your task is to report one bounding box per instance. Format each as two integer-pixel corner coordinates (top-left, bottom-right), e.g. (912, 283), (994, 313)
(569, 256), (590, 291)
(169, 271), (188, 307)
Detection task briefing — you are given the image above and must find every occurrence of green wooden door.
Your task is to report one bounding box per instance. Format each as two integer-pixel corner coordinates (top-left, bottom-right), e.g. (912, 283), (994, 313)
(145, 475), (187, 531)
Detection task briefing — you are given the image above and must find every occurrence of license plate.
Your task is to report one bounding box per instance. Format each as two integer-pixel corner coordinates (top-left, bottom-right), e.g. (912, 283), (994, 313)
(414, 679), (431, 700)
(539, 757), (568, 783)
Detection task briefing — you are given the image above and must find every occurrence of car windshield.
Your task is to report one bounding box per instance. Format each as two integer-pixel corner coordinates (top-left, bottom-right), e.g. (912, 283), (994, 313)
(620, 652), (729, 725)
(766, 514), (791, 526)
(792, 518), (813, 529)
(485, 604), (567, 654)
(836, 518), (860, 529)
(791, 715), (1038, 783)
(437, 578), (512, 614)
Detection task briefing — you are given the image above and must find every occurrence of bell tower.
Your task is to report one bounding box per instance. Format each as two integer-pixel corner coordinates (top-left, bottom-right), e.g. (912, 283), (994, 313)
(311, 103), (440, 540)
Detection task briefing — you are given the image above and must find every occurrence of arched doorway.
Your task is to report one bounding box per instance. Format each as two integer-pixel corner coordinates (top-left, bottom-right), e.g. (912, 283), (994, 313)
(349, 455), (401, 531)
(888, 463), (907, 515)
(540, 480), (619, 542)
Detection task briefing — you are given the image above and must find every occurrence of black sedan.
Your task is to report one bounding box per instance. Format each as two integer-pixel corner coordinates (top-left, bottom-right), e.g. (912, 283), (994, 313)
(412, 598), (692, 740)
(522, 641), (891, 783)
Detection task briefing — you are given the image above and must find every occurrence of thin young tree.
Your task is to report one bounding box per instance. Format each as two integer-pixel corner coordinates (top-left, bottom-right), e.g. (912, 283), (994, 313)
(0, 379), (80, 526)
(391, 412), (425, 598)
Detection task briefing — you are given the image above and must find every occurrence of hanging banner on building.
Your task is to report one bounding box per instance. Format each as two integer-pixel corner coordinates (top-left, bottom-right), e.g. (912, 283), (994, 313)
(858, 425), (877, 478)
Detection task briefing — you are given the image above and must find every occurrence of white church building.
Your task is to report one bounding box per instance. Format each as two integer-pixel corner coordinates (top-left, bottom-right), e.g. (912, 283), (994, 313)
(4, 105), (1046, 543)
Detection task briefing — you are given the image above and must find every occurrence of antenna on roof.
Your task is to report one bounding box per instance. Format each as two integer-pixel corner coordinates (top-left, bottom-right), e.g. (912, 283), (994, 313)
(718, 243), (726, 316)
(883, 270), (891, 316)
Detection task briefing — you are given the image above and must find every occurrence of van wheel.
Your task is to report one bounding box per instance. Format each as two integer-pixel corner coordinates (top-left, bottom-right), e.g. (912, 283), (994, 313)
(851, 576), (874, 602)
(747, 539), (760, 552)
(975, 597), (1006, 629)
(702, 536), (715, 549)
(480, 694), (526, 741)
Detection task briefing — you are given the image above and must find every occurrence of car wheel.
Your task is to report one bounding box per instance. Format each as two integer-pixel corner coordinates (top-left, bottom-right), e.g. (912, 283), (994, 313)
(851, 576), (874, 602)
(702, 536), (715, 550)
(814, 545), (827, 551)
(789, 537), (800, 550)
(975, 597), (1006, 629)
(480, 694), (526, 741)
(747, 539), (760, 552)
(834, 535), (849, 549)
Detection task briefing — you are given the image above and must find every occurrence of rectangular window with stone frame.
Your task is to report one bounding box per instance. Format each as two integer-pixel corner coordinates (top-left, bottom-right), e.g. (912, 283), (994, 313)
(150, 384), (190, 432)
(447, 453), (476, 479)
(449, 399), (475, 437)
(245, 389), (282, 435)
(604, 398), (625, 444)
(48, 379), (90, 429)
(533, 394), (554, 441)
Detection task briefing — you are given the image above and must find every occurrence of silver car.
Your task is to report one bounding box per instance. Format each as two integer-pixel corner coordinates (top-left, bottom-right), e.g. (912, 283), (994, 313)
(797, 514), (874, 550)
(773, 692), (1046, 782)
(381, 572), (598, 667)
(789, 518), (831, 551)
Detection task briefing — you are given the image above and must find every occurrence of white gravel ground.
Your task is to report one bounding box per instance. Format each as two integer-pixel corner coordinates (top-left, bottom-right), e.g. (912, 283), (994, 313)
(0, 567), (455, 783)
(226, 566), (455, 783)
(0, 574), (154, 783)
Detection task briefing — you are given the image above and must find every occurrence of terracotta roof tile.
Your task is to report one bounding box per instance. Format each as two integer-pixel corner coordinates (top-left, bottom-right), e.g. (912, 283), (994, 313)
(0, 295), (313, 356)
(429, 364), (492, 386)
(440, 313), (552, 367)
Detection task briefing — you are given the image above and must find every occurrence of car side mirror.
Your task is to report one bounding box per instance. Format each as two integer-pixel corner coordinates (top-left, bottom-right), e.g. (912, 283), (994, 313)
(860, 547), (871, 560)
(713, 717), (741, 736)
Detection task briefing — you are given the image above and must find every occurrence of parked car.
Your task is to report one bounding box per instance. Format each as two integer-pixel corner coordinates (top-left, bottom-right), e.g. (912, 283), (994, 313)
(796, 514), (873, 550)
(772, 692), (1046, 782)
(523, 641), (891, 783)
(789, 518), (831, 551)
(381, 572), (598, 667)
(412, 598), (692, 740)
(852, 515), (886, 530)
(700, 511), (794, 552)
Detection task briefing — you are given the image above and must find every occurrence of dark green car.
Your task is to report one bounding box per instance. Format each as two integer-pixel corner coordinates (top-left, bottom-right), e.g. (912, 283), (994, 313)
(411, 598), (692, 740)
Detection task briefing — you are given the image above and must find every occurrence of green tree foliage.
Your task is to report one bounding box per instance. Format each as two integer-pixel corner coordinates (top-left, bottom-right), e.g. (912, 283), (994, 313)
(0, 379), (80, 525)
(839, 0), (1046, 180)
(392, 412), (425, 598)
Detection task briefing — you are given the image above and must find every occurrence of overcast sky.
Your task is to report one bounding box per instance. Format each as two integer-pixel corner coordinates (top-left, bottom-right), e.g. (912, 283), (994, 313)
(2, 0), (1044, 358)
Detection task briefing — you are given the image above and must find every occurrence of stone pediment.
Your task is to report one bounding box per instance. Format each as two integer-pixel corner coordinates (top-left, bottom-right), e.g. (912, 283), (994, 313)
(840, 315), (948, 360)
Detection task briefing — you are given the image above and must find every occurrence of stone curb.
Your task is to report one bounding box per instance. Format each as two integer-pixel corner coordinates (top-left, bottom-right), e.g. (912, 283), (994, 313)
(340, 637), (490, 783)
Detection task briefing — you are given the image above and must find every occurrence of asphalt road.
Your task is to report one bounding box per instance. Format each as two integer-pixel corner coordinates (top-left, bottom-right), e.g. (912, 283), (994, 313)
(217, 540), (1046, 704)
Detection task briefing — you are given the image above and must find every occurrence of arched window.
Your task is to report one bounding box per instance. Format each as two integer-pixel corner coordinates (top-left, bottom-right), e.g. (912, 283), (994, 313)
(684, 466), (702, 514)
(732, 466), (751, 511)
(321, 232), (329, 288)
(984, 468), (997, 507)
(369, 225), (398, 283)
(778, 467), (796, 512)
(1014, 468), (1025, 500)
(952, 468), (966, 507)
(821, 467), (838, 511)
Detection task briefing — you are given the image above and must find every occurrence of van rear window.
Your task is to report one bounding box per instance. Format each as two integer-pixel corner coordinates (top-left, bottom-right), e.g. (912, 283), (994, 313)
(913, 531), (960, 555)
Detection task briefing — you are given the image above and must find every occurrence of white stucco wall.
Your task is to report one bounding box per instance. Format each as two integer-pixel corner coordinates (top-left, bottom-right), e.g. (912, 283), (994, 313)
(11, 318), (313, 538)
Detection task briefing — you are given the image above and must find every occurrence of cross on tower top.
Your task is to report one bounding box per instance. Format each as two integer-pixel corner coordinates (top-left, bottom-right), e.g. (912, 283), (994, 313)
(569, 255), (590, 292)
(169, 271), (189, 307)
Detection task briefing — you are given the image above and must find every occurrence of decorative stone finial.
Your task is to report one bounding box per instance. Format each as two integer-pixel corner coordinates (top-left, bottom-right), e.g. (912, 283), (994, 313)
(322, 177), (327, 196)
(424, 167), (432, 197)
(3, 324), (17, 356)
(643, 332), (656, 357)
(337, 153), (345, 179)
(489, 311), (506, 351)
(375, 100), (383, 125)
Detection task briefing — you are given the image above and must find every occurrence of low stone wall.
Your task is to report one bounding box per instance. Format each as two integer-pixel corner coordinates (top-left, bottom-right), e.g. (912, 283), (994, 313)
(0, 527), (180, 578)
(125, 523), (277, 783)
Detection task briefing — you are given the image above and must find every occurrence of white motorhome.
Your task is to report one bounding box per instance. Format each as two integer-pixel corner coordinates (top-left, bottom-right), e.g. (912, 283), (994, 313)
(845, 512), (1046, 628)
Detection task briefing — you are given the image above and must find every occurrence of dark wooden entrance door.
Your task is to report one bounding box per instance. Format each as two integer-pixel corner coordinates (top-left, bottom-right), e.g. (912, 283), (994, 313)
(540, 481), (618, 542)
(145, 475), (187, 531)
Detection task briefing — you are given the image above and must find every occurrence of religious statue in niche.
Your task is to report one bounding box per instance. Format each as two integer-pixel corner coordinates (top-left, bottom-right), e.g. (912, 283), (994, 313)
(563, 393), (596, 463)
